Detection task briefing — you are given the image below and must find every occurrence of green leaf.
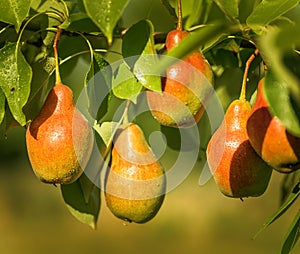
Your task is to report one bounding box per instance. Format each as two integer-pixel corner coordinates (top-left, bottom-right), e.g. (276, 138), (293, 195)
(0, 89), (5, 125)
(68, 13), (100, 34)
(280, 171), (300, 204)
(154, 22), (229, 75)
(61, 174), (100, 229)
(281, 210), (300, 254)
(31, 0), (68, 45)
(112, 62), (142, 103)
(259, 25), (300, 109)
(84, 52), (112, 120)
(0, 0), (31, 32)
(23, 57), (56, 121)
(83, 0), (129, 44)
(0, 42), (32, 126)
(93, 121), (118, 147)
(161, 0), (177, 21)
(213, 0), (239, 23)
(122, 20), (161, 92)
(263, 71), (300, 137)
(186, 0), (214, 28)
(122, 20), (151, 63)
(247, 0), (299, 28)
(254, 182), (300, 239)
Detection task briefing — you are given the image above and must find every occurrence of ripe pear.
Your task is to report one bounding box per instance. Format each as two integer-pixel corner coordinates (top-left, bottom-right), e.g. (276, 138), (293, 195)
(247, 79), (300, 173)
(206, 99), (272, 198)
(147, 30), (213, 128)
(105, 123), (166, 223)
(26, 83), (94, 184)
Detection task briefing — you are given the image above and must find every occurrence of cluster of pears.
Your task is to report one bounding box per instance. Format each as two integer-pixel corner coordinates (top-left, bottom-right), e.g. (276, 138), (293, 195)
(146, 27), (213, 128)
(105, 123), (166, 223)
(26, 82), (94, 184)
(207, 69), (300, 199)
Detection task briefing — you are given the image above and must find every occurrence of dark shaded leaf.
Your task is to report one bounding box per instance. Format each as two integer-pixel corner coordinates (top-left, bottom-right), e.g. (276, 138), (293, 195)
(83, 52), (111, 121)
(254, 182), (300, 239)
(213, 0), (239, 23)
(23, 57), (56, 121)
(61, 173), (100, 229)
(281, 210), (300, 254)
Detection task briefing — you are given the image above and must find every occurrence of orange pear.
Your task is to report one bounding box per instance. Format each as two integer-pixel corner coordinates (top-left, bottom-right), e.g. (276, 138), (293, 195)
(105, 123), (166, 223)
(206, 99), (272, 198)
(26, 83), (94, 184)
(147, 30), (213, 128)
(247, 79), (300, 173)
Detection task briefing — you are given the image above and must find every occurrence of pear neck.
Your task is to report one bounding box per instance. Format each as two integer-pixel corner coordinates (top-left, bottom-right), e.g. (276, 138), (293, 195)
(48, 83), (75, 114)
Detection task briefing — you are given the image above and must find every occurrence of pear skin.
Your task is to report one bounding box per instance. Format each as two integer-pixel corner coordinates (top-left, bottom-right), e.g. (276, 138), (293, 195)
(247, 79), (300, 173)
(26, 83), (94, 184)
(147, 30), (213, 128)
(105, 123), (166, 223)
(207, 99), (272, 198)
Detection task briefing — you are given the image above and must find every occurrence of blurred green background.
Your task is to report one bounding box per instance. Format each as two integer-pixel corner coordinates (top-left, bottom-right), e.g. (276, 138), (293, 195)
(0, 127), (299, 254)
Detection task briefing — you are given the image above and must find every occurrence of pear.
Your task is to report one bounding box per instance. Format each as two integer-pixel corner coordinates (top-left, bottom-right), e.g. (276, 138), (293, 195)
(26, 83), (94, 184)
(206, 99), (272, 198)
(146, 30), (213, 128)
(105, 123), (166, 223)
(247, 79), (300, 173)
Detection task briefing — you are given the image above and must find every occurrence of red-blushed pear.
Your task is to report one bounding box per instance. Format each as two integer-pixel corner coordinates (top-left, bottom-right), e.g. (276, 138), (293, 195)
(247, 79), (300, 173)
(26, 83), (94, 184)
(206, 99), (273, 198)
(146, 27), (213, 128)
(105, 123), (166, 223)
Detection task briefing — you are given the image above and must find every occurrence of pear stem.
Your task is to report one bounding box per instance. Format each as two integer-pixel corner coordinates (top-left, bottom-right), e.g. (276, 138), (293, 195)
(176, 0), (182, 31)
(122, 100), (131, 125)
(53, 27), (62, 85)
(240, 48), (259, 101)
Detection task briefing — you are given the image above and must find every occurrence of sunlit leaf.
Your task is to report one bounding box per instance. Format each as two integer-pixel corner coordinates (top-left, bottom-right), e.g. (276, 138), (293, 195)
(263, 71), (300, 137)
(0, 0), (31, 32)
(0, 42), (32, 126)
(112, 62), (142, 103)
(61, 174), (100, 229)
(0, 89), (5, 125)
(83, 0), (129, 44)
(281, 210), (300, 254)
(93, 121), (118, 147)
(247, 0), (299, 28)
(253, 182), (300, 239)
